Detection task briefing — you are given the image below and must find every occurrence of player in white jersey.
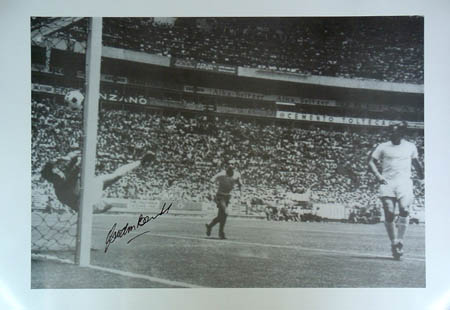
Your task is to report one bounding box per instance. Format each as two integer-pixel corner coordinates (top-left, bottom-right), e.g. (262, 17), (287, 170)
(368, 122), (424, 260)
(205, 165), (242, 239)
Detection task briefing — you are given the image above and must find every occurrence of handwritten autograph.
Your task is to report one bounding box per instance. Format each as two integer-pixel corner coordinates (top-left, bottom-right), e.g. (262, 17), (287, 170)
(104, 202), (173, 253)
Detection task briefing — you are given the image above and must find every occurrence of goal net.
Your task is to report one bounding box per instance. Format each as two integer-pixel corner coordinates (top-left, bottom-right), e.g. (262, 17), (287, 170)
(31, 17), (101, 264)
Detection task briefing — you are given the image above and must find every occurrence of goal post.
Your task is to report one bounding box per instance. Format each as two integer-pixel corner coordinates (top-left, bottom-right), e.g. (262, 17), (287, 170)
(31, 17), (103, 266)
(76, 17), (103, 266)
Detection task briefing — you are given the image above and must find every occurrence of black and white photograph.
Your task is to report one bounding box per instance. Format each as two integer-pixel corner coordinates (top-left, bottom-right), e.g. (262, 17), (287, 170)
(3, 0), (450, 308)
(30, 16), (426, 289)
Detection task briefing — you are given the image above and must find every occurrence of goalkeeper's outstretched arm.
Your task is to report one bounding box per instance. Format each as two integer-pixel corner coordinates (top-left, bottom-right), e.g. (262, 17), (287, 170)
(100, 152), (155, 190)
(100, 161), (140, 190)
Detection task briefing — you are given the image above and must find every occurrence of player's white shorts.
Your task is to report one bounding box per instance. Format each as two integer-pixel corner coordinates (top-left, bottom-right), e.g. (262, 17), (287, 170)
(379, 178), (414, 205)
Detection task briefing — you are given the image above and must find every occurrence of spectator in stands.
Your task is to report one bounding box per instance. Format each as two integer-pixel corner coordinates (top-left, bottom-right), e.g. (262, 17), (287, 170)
(32, 99), (424, 217)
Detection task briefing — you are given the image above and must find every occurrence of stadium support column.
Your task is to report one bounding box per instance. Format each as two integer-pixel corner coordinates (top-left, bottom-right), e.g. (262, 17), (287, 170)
(76, 17), (102, 266)
(45, 42), (51, 72)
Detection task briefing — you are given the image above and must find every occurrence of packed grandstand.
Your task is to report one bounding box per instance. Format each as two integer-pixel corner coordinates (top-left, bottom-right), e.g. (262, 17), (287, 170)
(32, 99), (425, 212)
(32, 17), (423, 84)
(31, 17), (424, 219)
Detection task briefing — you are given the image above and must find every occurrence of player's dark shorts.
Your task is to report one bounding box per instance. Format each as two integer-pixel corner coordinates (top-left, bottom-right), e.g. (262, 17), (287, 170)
(215, 193), (231, 207)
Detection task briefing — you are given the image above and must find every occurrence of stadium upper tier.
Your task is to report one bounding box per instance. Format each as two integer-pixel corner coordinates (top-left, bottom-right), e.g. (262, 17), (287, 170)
(103, 17), (423, 84)
(32, 17), (424, 85)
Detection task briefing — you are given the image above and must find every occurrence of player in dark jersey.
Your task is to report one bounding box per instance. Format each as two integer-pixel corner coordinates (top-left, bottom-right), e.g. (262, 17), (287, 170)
(205, 165), (242, 239)
(41, 151), (155, 213)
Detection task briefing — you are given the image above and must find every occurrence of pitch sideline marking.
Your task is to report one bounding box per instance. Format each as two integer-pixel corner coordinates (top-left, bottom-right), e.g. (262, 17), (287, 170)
(32, 253), (204, 288)
(32, 253), (74, 264)
(87, 264), (204, 288)
(107, 231), (425, 262)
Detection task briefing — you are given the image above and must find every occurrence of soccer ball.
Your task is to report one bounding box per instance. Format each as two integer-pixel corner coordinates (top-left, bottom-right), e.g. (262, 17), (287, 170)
(64, 90), (84, 110)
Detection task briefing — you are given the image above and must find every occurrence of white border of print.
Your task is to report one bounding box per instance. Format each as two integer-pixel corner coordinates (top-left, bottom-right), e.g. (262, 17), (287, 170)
(2, 0), (450, 309)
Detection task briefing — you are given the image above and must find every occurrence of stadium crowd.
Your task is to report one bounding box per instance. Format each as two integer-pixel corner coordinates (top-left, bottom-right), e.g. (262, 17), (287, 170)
(101, 17), (423, 84)
(32, 98), (425, 213)
(32, 17), (424, 84)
